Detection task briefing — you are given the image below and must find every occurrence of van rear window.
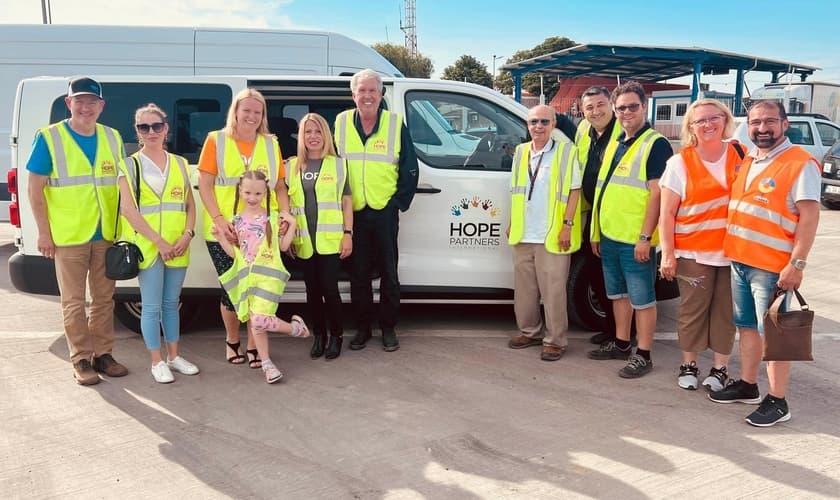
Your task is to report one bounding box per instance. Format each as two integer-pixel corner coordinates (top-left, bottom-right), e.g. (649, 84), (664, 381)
(50, 83), (231, 163)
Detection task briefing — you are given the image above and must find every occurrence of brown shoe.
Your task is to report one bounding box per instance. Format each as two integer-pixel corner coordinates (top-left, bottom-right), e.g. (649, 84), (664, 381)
(541, 345), (567, 361)
(508, 335), (543, 349)
(73, 359), (100, 385)
(92, 353), (129, 377)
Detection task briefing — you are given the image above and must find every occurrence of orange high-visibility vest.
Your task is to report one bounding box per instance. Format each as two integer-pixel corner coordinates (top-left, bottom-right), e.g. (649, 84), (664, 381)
(724, 146), (817, 272)
(674, 144), (741, 252)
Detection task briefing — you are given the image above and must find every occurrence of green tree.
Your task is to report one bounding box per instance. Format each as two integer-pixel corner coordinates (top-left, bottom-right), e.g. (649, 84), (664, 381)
(371, 43), (434, 78)
(496, 36), (577, 101)
(441, 55), (493, 88)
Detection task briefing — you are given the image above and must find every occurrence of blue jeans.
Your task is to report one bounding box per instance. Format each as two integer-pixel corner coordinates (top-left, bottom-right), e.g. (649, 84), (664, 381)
(600, 237), (656, 309)
(730, 261), (780, 336)
(138, 258), (187, 350)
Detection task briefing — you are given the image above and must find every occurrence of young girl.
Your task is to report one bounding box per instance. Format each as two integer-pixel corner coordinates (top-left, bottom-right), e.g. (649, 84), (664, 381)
(213, 170), (309, 384)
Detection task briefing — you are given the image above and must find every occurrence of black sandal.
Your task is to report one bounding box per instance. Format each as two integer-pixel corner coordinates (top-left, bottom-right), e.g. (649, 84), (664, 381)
(246, 348), (262, 369)
(226, 340), (246, 364)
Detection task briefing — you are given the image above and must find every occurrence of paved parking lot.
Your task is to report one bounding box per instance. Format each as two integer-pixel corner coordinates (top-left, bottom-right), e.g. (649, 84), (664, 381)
(2, 210), (840, 499)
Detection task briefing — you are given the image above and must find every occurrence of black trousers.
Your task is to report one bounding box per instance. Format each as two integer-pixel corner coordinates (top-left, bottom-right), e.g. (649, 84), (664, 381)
(300, 252), (343, 338)
(351, 206), (400, 333)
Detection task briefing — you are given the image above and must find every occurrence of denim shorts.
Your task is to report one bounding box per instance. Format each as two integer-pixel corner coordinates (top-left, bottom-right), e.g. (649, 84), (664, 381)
(730, 261), (779, 336)
(600, 237), (656, 309)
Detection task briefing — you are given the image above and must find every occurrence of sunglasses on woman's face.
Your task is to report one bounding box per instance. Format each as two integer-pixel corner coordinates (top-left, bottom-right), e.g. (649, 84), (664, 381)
(135, 122), (165, 134)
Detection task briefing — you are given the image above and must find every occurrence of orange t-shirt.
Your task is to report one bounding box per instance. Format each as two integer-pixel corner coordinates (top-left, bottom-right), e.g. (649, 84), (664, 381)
(197, 134), (285, 179)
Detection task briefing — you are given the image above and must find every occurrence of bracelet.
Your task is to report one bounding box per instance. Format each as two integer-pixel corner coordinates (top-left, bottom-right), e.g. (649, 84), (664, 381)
(185, 229), (195, 238)
(212, 214), (223, 220)
(343, 229), (353, 235)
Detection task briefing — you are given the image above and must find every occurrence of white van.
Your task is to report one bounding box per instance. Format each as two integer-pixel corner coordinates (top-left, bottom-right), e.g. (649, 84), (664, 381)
(8, 75), (674, 333)
(0, 24), (402, 221)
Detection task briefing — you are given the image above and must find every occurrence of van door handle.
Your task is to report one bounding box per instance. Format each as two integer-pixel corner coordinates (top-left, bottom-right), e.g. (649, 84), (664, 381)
(416, 183), (441, 194)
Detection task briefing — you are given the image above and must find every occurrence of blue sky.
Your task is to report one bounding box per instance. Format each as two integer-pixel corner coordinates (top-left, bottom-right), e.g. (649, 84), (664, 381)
(3, 0), (838, 90)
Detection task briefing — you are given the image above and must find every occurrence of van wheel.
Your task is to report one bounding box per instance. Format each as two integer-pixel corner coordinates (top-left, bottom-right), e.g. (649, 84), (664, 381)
(821, 199), (840, 210)
(567, 256), (606, 332)
(114, 299), (200, 335)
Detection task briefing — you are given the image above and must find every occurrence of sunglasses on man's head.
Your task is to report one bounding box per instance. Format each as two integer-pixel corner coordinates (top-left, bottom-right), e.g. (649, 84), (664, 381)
(135, 122), (165, 134)
(528, 118), (551, 126)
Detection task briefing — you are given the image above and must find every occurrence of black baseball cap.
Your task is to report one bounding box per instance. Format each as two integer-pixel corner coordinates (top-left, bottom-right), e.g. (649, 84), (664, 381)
(67, 77), (103, 99)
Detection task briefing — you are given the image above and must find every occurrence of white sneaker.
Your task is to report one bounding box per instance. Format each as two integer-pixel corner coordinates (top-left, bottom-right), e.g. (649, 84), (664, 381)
(702, 366), (728, 392)
(151, 361), (174, 384)
(262, 359), (283, 384)
(167, 355), (200, 375)
(678, 361), (699, 390)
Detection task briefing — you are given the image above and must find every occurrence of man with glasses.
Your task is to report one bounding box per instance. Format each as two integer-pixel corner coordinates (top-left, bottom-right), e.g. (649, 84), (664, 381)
(589, 81), (673, 378)
(506, 104), (582, 362)
(709, 100), (820, 427)
(26, 77), (128, 385)
(574, 86), (637, 350)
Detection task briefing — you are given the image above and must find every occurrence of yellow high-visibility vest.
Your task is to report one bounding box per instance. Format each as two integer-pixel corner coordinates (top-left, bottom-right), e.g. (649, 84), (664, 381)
(202, 131), (281, 240)
(574, 119), (622, 212)
(591, 128), (663, 245)
(334, 109), (402, 211)
(508, 141), (582, 254)
(41, 122), (123, 245)
(287, 155), (347, 258)
(219, 213), (290, 322)
(119, 153), (191, 269)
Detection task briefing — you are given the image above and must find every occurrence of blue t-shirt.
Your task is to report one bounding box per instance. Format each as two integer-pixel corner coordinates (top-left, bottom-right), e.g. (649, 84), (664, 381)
(26, 120), (112, 241)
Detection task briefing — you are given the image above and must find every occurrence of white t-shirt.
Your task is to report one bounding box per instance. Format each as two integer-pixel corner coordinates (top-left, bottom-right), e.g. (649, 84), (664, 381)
(745, 139), (821, 213)
(118, 152), (170, 198)
(522, 140), (583, 244)
(660, 147), (730, 266)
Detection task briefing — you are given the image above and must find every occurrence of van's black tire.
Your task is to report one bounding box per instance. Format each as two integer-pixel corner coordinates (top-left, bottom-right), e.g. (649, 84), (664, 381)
(114, 299), (200, 335)
(567, 256), (606, 332)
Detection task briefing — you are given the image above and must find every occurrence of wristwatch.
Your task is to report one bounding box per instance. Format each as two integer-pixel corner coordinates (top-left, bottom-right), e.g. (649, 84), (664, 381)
(343, 229), (353, 235)
(185, 229), (195, 238)
(639, 234), (652, 242)
(563, 219), (574, 227)
(791, 258), (807, 270)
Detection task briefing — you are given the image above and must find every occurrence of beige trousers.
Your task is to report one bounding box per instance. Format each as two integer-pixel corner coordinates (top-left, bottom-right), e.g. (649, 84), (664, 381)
(513, 243), (570, 348)
(54, 240), (116, 363)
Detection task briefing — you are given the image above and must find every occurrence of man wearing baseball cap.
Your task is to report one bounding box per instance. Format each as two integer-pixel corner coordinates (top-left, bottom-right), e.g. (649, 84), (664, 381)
(26, 76), (129, 385)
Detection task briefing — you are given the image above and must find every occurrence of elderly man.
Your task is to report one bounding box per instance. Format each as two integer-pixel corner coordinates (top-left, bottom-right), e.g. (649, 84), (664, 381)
(506, 104), (582, 361)
(334, 69), (419, 352)
(26, 77), (128, 385)
(589, 81), (673, 378)
(709, 100), (820, 427)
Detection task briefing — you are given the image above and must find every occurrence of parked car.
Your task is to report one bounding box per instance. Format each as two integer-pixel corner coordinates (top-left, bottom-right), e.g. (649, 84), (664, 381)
(731, 113), (840, 160)
(821, 139), (840, 210)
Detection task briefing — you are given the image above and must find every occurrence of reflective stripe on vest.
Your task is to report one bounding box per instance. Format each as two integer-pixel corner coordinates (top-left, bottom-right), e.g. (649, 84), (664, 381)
(335, 109), (402, 210)
(288, 156), (347, 258)
(42, 122), (122, 245)
(591, 128), (662, 245)
(121, 153), (191, 268)
(673, 144), (740, 252)
(508, 140), (582, 254)
(723, 147), (817, 272)
(219, 215), (291, 322)
(203, 131), (281, 241)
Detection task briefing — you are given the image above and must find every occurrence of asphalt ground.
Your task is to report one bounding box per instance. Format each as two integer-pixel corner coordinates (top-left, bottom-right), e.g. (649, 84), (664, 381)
(2, 210), (840, 499)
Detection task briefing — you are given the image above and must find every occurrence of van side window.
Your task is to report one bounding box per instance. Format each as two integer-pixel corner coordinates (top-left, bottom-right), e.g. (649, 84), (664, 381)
(49, 83), (231, 160)
(785, 121), (813, 145)
(404, 91), (526, 171)
(816, 122), (840, 147)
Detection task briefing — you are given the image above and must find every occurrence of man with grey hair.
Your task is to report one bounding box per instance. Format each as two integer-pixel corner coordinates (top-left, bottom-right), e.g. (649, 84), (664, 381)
(506, 104), (582, 361)
(334, 68), (418, 352)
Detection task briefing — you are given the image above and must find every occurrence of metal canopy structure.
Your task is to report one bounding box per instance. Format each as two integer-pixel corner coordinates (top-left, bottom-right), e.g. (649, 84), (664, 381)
(500, 43), (821, 113)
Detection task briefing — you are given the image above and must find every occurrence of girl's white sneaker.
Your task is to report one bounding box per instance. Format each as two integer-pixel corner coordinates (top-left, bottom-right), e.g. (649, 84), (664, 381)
(151, 361), (175, 384)
(167, 356), (199, 375)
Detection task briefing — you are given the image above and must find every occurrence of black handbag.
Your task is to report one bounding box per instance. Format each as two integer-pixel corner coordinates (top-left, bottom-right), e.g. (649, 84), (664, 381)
(105, 157), (144, 280)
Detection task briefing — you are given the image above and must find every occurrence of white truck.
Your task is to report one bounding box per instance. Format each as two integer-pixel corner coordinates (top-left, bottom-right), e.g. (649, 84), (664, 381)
(746, 82), (840, 123)
(0, 23), (403, 222)
(7, 74), (678, 333)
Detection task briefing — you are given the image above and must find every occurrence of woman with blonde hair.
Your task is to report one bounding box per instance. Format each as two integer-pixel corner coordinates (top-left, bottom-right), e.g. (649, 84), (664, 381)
(118, 103), (198, 383)
(197, 88), (289, 368)
(287, 113), (353, 360)
(659, 98), (743, 391)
